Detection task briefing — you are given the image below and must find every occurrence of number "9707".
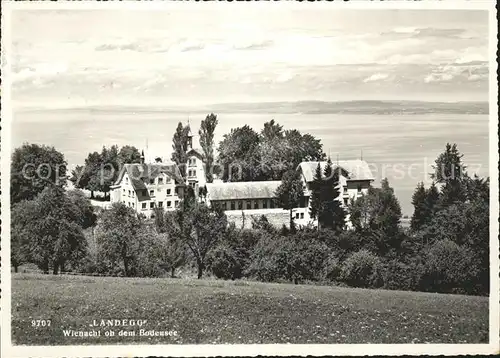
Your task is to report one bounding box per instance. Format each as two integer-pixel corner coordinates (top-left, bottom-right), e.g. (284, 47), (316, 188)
(31, 319), (51, 327)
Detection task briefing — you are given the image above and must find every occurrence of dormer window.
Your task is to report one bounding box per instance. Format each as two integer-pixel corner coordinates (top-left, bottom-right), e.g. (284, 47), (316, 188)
(158, 177), (163, 185)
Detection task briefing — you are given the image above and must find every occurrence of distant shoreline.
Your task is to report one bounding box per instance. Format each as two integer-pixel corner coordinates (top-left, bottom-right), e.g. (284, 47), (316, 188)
(13, 100), (489, 116)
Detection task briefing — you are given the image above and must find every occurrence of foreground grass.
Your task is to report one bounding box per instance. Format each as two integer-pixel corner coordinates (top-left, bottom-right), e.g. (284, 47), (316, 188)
(12, 274), (488, 345)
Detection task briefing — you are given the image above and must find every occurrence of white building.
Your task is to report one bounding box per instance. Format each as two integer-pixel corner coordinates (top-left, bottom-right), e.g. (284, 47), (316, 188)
(295, 160), (375, 226)
(109, 162), (185, 219)
(204, 159), (375, 228)
(185, 126), (207, 192)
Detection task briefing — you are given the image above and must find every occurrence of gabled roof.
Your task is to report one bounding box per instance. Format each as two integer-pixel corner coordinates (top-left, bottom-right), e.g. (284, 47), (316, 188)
(298, 160), (375, 182)
(187, 147), (204, 160)
(114, 163), (185, 191)
(206, 181), (282, 201)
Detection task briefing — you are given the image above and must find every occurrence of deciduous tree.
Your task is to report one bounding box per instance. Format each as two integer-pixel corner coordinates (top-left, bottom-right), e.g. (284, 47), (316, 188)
(11, 144), (67, 204)
(199, 113), (218, 183)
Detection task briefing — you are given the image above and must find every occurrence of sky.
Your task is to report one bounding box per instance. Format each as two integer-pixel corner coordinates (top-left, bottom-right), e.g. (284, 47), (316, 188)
(11, 9), (489, 109)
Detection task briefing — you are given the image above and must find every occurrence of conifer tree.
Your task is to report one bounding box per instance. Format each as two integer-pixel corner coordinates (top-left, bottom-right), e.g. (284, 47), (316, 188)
(410, 182), (427, 231)
(320, 158), (346, 232)
(432, 143), (467, 206)
(309, 163), (322, 229)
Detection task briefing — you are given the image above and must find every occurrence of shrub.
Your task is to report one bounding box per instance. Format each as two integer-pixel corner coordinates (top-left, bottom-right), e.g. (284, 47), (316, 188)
(206, 244), (242, 280)
(322, 254), (342, 282)
(382, 259), (424, 291)
(246, 233), (328, 283)
(340, 249), (383, 288)
(420, 239), (480, 295)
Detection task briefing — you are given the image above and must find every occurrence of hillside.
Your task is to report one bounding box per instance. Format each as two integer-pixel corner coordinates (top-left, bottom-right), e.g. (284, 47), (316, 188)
(12, 274), (488, 345)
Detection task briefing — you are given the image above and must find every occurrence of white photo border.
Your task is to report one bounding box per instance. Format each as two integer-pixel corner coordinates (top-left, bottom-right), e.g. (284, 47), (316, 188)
(1, 0), (498, 357)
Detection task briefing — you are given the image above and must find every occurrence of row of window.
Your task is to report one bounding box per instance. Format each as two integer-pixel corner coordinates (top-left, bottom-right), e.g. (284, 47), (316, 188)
(122, 200), (179, 210)
(124, 176), (173, 186)
(187, 169), (197, 177)
(188, 158), (197, 166)
(217, 199), (279, 211)
(295, 212), (305, 220)
(140, 200), (179, 210)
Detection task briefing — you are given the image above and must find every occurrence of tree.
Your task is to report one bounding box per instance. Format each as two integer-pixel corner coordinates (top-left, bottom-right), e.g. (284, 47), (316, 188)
(274, 170), (304, 231)
(71, 145), (141, 199)
(349, 178), (402, 255)
(97, 202), (143, 276)
(217, 125), (261, 182)
(118, 145), (142, 165)
(309, 163), (323, 229)
(432, 143), (467, 206)
(410, 182), (428, 231)
(166, 199), (227, 279)
(157, 228), (187, 278)
(199, 113), (218, 183)
(171, 122), (190, 177)
(319, 158), (346, 232)
(11, 143), (67, 204)
(11, 185), (87, 274)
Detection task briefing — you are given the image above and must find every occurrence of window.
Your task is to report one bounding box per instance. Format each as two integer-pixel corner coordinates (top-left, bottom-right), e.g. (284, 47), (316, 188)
(222, 202), (227, 210)
(300, 213), (304, 219)
(166, 176), (172, 184)
(150, 178), (155, 184)
(270, 199), (275, 209)
(238, 201), (243, 210)
(150, 202), (155, 209)
(357, 185), (362, 193)
(125, 177), (128, 183)
(343, 198), (348, 206)
(246, 201), (251, 210)
(343, 186), (348, 194)
(132, 203), (135, 208)
(142, 203), (147, 209)
(158, 201), (163, 208)
(167, 201), (172, 208)
(123, 189), (125, 194)
(158, 177), (163, 185)
(191, 158), (196, 166)
(128, 190), (131, 196)
(295, 213), (300, 219)
(263, 200), (268, 209)
(254, 201), (259, 209)
(193, 170), (196, 177)
(128, 202), (131, 207)
(149, 190), (154, 196)
(175, 200), (179, 208)
(167, 188), (172, 196)
(230, 201), (235, 210)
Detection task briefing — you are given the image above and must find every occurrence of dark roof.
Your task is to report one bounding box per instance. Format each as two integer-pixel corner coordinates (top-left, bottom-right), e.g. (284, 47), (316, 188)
(187, 147), (204, 160)
(114, 163), (184, 191)
(298, 160), (375, 182)
(206, 181), (282, 201)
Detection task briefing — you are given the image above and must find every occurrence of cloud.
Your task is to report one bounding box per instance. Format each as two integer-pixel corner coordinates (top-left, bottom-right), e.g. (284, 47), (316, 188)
(363, 73), (389, 83)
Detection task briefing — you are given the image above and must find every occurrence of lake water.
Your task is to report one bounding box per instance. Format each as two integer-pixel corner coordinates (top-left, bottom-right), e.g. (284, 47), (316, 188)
(11, 109), (489, 215)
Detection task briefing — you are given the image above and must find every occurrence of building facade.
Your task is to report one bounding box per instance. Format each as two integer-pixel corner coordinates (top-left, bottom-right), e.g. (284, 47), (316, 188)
(295, 160), (375, 227)
(109, 162), (185, 218)
(204, 159), (374, 228)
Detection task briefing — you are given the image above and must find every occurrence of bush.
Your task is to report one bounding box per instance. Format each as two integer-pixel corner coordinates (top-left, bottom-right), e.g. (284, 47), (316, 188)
(321, 254), (342, 282)
(206, 244), (242, 280)
(207, 227), (262, 280)
(340, 250), (383, 288)
(382, 259), (424, 291)
(420, 239), (480, 295)
(246, 233), (329, 284)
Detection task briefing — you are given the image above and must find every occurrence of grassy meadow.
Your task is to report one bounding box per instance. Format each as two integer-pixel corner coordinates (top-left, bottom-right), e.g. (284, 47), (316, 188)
(12, 273), (488, 345)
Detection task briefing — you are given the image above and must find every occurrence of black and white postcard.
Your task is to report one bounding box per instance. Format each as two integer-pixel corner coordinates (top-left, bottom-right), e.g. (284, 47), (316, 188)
(1, 1), (498, 357)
